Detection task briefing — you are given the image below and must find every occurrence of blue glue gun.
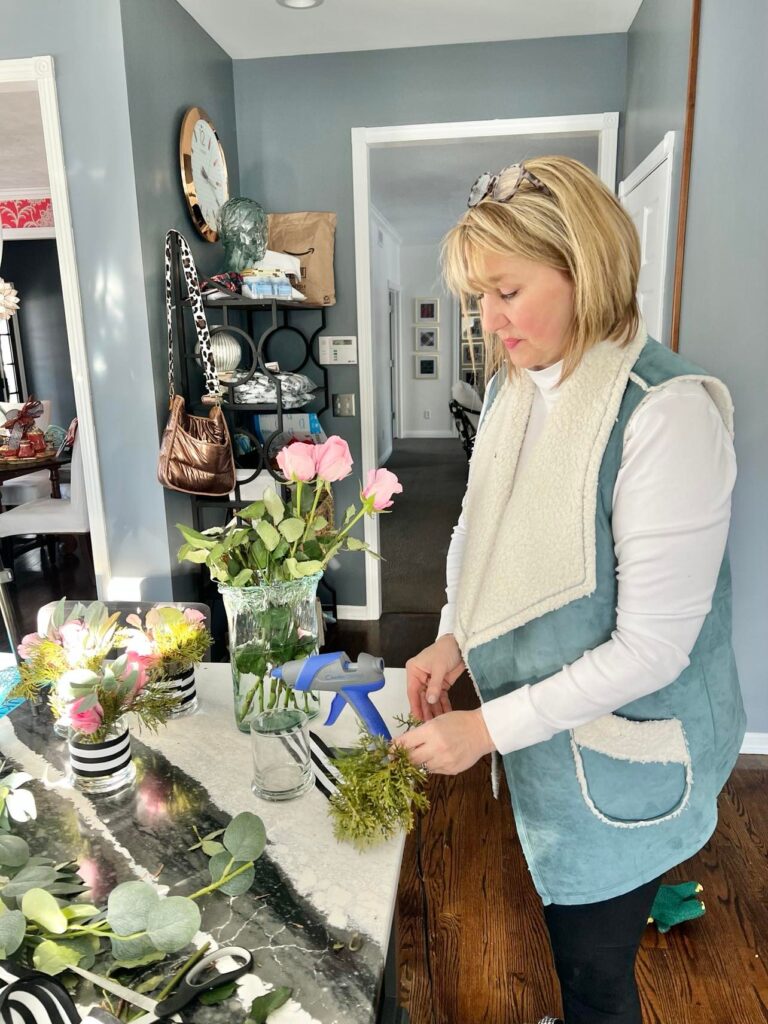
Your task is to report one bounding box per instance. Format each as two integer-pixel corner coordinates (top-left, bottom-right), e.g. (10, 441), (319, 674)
(271, 651), (391, 741)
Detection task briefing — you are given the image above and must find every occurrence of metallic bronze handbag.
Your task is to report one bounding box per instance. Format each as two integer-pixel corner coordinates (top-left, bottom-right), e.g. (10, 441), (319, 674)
(157, 230), (236, 496)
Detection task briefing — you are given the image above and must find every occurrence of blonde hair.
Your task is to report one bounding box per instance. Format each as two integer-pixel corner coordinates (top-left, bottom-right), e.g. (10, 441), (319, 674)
(442, 156), (641, 384)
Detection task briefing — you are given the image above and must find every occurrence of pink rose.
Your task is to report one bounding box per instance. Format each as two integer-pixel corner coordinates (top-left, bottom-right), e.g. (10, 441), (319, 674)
(361, 468), (403, 511)
(276, 441), (317, 483)
(70, 697), (103, 735)
(124, 650), (158, 693)
(183, 608), (206, 625)
(18, 633), (42, 659)
(314, 435), (353, 482)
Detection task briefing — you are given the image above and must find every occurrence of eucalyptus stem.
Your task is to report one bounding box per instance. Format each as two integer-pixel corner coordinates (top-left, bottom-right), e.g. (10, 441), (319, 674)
(187, 859), (252, 901)
(154, 941), (211, 1004)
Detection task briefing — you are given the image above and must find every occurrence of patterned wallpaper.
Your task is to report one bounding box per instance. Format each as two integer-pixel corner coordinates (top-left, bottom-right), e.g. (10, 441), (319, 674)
(0, 196), (54, 231)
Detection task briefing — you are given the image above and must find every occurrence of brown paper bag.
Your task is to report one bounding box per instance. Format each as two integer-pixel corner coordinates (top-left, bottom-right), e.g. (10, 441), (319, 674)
(267, 212), (337, 306)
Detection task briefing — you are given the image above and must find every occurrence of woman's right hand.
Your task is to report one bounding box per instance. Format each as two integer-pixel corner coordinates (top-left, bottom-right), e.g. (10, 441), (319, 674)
(405, 634), (466, 722)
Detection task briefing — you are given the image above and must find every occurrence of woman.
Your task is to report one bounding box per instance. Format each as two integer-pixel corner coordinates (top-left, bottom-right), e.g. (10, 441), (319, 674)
(394, 157), (745, 1024)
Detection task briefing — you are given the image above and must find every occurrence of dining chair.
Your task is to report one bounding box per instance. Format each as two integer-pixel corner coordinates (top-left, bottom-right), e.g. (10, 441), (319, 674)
(0, 434), (88, 567)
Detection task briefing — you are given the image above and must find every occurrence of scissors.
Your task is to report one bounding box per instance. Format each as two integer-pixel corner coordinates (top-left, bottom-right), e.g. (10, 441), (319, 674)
(72, 945), (253, 1022)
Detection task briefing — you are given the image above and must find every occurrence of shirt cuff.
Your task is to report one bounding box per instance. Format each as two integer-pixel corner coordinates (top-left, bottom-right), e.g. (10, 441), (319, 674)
(437, 603), (455, 640)
(480, 683), (558, 755)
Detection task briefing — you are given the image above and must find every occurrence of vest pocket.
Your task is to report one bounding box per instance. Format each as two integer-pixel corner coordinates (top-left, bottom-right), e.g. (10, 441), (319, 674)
(570, 713), (692, 828)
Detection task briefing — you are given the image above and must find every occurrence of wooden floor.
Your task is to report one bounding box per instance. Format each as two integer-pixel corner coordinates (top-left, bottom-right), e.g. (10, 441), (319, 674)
(9, 556), (768, 1024)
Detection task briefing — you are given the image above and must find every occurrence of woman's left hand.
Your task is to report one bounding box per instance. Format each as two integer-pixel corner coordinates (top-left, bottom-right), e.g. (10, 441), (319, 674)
(392, 709), (496, 775)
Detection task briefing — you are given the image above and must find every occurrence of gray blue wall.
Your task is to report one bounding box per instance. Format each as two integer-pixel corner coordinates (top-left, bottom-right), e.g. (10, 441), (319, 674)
(0, 240), (76, 426)
(677, 0), (768, 731)
(118, 0), (240, 598)
(0, 0), (174, 599)
(233, 34), (628, 605)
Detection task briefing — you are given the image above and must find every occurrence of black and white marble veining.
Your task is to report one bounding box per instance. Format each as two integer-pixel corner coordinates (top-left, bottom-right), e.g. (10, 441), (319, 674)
(0, 683), (406, 1024)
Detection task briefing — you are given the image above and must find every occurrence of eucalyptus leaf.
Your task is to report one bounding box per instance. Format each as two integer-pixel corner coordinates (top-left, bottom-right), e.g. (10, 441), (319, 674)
(223, 812), (267, 862)
(2, 864), (57, 899)
(248, 987), (293, 1022)
(278, 518), (305, 543)
(62, 903), (100, 922)
(0, 834), (30, 867)
(22, 887), (68, 934)
(256, 520), (280, 552)
(0, 909), (25, 956)
(33, 939), (81, 976)
(107, 880), (159, 935)
(145, 896), (200, 953)
(199, 981), (237, 1005)
(263, 487), (285, 526)
(201, 840), (225, 857)
(206, 850), (255, 896)
(110, 934), (160, 963)
(58, 934), (100, 970)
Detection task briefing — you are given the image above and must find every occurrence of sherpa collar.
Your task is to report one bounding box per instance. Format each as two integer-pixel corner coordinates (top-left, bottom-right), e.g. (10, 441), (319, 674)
(455, 321), (648, 656)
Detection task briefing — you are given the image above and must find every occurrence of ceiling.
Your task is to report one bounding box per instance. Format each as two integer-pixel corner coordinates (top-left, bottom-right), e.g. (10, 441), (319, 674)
(370, 134), (599, 244)
(0, 85), (49, 192)
(175, 0), (643, 60)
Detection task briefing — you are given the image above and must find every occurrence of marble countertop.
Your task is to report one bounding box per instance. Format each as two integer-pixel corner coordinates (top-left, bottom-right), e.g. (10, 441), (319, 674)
(0, 663), (409, 1024)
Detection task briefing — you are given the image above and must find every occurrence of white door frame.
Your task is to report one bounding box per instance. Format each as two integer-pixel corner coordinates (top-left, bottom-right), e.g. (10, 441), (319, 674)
(387, 283), (401, 444)
(352, 112), (619, 620)
(0, 57), (110, 595)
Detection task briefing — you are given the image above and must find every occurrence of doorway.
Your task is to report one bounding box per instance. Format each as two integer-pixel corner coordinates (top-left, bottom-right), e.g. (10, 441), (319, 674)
(352, 112), (620, 618)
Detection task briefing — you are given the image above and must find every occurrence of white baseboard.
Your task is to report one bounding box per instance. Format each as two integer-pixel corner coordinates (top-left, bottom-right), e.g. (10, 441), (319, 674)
(741, 733), (768, 755)
(400, 429), (456, 439)
(335, 604), (372, 621)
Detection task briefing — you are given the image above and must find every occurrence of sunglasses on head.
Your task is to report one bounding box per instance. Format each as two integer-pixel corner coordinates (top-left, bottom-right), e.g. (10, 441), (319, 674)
(467, 162), (553, 208)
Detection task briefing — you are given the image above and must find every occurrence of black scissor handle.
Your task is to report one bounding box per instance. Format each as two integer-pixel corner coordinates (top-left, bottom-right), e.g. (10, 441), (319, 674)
(155, 946), (253, 1016)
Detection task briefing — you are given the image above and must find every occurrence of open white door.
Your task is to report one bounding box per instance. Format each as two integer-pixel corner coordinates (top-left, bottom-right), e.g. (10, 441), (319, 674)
(619, 131), (678, 346)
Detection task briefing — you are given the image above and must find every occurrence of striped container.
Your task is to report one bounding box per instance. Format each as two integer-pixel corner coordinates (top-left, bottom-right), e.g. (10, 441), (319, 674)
(157, 665), (198, 717)
(67, 717), (136, 794)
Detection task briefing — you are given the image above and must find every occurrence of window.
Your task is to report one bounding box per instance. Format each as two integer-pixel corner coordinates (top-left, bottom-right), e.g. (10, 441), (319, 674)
(0, 297), (26, 403)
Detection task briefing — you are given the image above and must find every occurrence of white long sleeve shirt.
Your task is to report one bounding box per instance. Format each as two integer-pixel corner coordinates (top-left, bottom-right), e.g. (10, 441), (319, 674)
(438, 359), (737, 756)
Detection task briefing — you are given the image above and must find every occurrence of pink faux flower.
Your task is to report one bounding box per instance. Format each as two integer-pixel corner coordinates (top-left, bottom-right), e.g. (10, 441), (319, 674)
(59, 620), (87, 650)
(314, 435), (353, 482)
(18, 633), (42, 659)
(276, 441), (317, 483)
(124, 650), (158, 694)
(183, 608), (206, 625)
(362, 468), (403, 511)
(70, 697), (103, 735)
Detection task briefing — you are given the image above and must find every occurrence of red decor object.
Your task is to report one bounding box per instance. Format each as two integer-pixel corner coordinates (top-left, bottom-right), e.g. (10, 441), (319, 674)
(0, 197), (54, 231)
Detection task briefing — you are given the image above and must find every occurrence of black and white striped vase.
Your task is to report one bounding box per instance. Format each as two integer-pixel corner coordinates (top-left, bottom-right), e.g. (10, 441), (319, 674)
(67, 717), (136, 795)
(157, 665), (198, 717)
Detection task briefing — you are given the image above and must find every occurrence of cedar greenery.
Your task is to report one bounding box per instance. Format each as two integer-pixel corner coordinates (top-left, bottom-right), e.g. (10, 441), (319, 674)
(328, 716), (429, 847)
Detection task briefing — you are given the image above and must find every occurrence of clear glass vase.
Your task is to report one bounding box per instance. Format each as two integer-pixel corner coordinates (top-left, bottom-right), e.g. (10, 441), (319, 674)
(219, 573), (322, 734)
(68, 716), (136, 795)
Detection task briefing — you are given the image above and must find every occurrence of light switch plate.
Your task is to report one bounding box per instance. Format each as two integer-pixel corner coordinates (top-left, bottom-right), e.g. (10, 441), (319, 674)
(319, 336), (358, 365)
(333, 393), (356, 417)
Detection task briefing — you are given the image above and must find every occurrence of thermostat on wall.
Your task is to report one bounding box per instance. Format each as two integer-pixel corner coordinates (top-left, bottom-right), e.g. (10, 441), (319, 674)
(319, 336), (358, 365)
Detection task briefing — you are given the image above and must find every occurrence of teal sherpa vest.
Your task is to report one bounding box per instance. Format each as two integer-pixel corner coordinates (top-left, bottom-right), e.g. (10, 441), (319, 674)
(455, 326), (745, 906)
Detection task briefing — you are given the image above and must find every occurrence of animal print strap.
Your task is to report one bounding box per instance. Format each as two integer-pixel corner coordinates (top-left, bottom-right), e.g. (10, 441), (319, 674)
(164, 230), (219, 401)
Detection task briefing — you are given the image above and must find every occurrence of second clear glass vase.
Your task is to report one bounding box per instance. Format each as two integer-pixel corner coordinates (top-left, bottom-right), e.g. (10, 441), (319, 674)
(219, 573), (322, 733)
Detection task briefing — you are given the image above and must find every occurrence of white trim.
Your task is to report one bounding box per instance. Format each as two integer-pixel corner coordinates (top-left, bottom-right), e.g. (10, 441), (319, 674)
(2, 227), (56, 240)
(0, 187), (51, 201)
(741, 733), (768, 755)
(618, 130), (676, 198)
(336, 604), (372, 621)
(353, 114), (620, 620)
(1, 57), (110, 596)
(399, 429), (456, 439)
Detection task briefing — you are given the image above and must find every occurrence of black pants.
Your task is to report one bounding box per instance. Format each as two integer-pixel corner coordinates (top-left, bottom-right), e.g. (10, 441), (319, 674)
(543, 876), (662, 1024)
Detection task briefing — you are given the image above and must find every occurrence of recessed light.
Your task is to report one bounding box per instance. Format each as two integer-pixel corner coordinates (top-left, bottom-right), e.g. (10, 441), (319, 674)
(277, 0), (324, 8)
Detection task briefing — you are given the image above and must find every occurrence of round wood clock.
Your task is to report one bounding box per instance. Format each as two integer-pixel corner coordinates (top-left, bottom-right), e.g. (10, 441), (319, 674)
(179, 106), (229, 242)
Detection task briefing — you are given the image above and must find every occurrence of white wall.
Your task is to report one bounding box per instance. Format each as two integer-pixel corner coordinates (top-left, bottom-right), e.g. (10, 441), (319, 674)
(369, 205), (401, 464)
(399, 243), (455, 437)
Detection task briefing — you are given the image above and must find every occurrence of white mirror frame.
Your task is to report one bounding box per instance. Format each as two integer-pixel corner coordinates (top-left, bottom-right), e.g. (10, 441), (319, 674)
(0, 56), (109, 595)
(352, 112), (618, 619)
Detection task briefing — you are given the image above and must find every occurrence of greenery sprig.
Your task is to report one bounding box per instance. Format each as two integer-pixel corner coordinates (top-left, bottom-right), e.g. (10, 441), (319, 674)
(328, 715), (429, 847)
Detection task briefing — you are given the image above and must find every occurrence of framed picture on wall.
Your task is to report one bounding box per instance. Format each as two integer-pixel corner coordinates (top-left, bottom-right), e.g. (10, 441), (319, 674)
(414, 355), (438, 379)
(460, 341), (474, 365)
(465, 293), (480, 314)
(470, 318), (483, 339)
(414, 326), (438, 350)
(471, 341), (484, 362)
(414, 297), (439, 323)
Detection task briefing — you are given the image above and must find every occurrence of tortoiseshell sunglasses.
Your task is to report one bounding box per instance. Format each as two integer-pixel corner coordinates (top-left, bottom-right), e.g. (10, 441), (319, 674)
(467, 162), (553, 208)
